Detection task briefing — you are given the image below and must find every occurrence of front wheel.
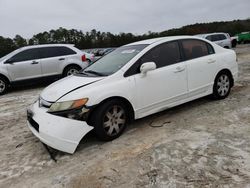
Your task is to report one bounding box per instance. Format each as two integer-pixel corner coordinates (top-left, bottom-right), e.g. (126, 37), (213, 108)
(0, 77), (8, 95)
(91, 100), (128, 141)
(212, 72), (232, 99)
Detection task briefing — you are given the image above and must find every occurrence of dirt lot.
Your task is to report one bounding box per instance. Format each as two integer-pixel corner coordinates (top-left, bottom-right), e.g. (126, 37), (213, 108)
(0, 45), (250, 188)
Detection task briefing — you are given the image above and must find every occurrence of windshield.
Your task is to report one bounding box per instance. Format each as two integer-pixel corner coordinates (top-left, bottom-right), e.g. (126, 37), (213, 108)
(82, 44), (148, 76)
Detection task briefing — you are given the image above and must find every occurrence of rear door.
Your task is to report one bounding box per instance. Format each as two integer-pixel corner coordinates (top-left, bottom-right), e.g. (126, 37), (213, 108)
(180, 39), (217, 97)
(5, 48), (42, 81)
(40, 46), (77, 76)
(217, 34), (227, 47)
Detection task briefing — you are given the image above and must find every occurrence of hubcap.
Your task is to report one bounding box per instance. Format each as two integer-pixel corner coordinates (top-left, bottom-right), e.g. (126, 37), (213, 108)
(0, 80), (6, 93)
(67, 69), (78, 76)
(103, 105), (126, 136)
(217, 74), (230, 96)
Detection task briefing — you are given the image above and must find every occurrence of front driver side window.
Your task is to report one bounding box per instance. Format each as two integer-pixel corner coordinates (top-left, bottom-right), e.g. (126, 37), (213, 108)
(9, 49), (40, 63)
(141, 41), (181, 68)
(124, 41), (181, 77)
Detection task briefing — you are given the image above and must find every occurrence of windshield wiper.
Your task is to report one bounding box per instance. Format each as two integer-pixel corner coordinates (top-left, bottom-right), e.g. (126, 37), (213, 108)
(84, 70), (107, 76)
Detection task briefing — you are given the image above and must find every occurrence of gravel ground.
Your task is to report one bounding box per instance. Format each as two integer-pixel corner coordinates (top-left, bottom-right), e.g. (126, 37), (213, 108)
(0, 45), (250, 188)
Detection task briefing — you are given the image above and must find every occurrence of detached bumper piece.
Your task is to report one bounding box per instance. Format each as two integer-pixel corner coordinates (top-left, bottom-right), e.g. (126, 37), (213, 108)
(43, 143), (57, 162)
(27, 101), (94, 154)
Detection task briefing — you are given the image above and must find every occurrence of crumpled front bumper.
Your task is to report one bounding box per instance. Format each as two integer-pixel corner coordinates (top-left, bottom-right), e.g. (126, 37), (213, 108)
(27, 101), (94, 154)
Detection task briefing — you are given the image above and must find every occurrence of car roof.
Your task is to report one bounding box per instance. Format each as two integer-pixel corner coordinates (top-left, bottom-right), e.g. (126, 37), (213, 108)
(125, 35), (201, 46)
(195, 32), (228, 37)
(20, 44), (75, 50)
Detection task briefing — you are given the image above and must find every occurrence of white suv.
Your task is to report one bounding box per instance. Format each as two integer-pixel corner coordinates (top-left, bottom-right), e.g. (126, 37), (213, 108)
(0, 44), (92, 94)
(196, 33), (232, 49)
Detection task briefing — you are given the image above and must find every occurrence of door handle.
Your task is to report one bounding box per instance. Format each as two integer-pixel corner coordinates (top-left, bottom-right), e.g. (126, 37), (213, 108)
(58, 58), (65, 61)
(174, 66), (185, 73)
(207, 59), (216, 64)
(31, 61), (39, 65)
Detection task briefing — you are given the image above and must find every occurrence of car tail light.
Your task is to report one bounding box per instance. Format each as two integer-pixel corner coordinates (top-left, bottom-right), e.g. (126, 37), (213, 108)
(81, 54), (86, 62)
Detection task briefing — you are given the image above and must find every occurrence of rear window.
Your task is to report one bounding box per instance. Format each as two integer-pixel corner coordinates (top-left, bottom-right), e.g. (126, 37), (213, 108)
(208, 34), (227, 42)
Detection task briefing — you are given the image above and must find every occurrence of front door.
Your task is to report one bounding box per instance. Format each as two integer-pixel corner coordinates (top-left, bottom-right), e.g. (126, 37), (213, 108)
(6, 48), (42, 81)
(131, 41), (188, 118)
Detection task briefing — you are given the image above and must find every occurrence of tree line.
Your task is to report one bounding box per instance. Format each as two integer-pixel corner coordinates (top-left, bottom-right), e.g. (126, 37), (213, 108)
(1, 19), (250, 58)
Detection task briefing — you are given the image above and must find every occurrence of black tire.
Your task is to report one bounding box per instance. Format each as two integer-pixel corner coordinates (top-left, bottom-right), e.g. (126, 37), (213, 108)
(63, 65), (81, 77)
(212, 72), (232, 100)
(0, 77), (8, 95)
(232, 39), (237, 48)
(90, 100), (129, 141)
(86, 59), (91, 64)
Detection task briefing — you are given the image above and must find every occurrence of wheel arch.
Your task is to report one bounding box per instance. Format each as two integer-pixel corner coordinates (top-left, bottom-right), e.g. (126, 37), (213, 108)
(0, 73), (10, 84)
(88, 96), (135, 124)
(215, 69), (234, 87)
(62, 64), (82, 75)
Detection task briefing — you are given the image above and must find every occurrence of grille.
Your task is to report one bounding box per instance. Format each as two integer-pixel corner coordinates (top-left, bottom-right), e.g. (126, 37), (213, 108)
(28, 118), (39, 132)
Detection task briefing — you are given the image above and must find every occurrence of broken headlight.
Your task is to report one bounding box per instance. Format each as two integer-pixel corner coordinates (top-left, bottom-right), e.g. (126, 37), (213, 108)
(48, 98), (89, 120)
(48, 98), (88, 112)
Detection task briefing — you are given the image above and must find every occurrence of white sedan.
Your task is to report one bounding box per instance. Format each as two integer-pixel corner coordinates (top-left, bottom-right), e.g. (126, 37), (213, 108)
(27, 36), (238, 154)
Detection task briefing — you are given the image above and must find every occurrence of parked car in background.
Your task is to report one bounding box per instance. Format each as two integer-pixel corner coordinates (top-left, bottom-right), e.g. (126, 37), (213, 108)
(0, 44), (90, 95)
(83, 48), (116, 62)
(196, 33), (232, 49)
(230, 36), (238, 48)
(27, 36), (238, 154)
(81, 51), (95, 63)
(236, 32), (250, 44)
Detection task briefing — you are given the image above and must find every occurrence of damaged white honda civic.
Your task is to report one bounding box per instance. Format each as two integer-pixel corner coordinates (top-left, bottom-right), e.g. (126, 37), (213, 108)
(27, 36), (238, 154)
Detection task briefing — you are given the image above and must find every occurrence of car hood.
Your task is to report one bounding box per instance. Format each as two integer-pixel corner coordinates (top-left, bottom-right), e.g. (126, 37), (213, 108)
(40, 75), (103, 102)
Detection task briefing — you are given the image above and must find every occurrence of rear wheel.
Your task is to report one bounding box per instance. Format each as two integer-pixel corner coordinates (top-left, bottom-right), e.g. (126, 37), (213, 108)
(232, 39), (237, 48)
(212, 72), (232, 99)
(63, 65), (81, 77)
(91, 100), (128, 141)
(0, 77), (8, 95)
(86, 59), (92, 64)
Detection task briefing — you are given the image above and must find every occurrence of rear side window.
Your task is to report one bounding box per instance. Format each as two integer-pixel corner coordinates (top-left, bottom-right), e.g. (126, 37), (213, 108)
(218, 34), (226, 40)
(209, 34), (226, 42)
(211, 35), (219, 41)
(141, 41), (181, 68)
(205, 35), (212, 41)
(39, 47), (76, 59)
(181, 40), (211, 60)
(9, 48), (40, 62)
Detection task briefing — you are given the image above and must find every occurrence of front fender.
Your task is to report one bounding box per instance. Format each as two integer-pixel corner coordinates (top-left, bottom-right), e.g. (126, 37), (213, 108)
(59, 76), (137, 111)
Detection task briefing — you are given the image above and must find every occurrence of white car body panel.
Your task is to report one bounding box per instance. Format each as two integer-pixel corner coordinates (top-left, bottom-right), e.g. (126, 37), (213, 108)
(40, 75), (103, 102)
(27, 36), (238, 153)
(40, 56), (60, 76)
(6, 59), (42, 81)
(133, 62), (188, 118)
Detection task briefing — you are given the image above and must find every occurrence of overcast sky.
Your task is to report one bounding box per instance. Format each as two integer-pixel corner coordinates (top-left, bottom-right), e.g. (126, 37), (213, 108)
(0, 0), (249, 38)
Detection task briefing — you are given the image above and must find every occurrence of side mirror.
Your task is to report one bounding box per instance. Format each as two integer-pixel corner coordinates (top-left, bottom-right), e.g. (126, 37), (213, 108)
(4, 59), (14, 64)
(140, 62), (156, 74)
